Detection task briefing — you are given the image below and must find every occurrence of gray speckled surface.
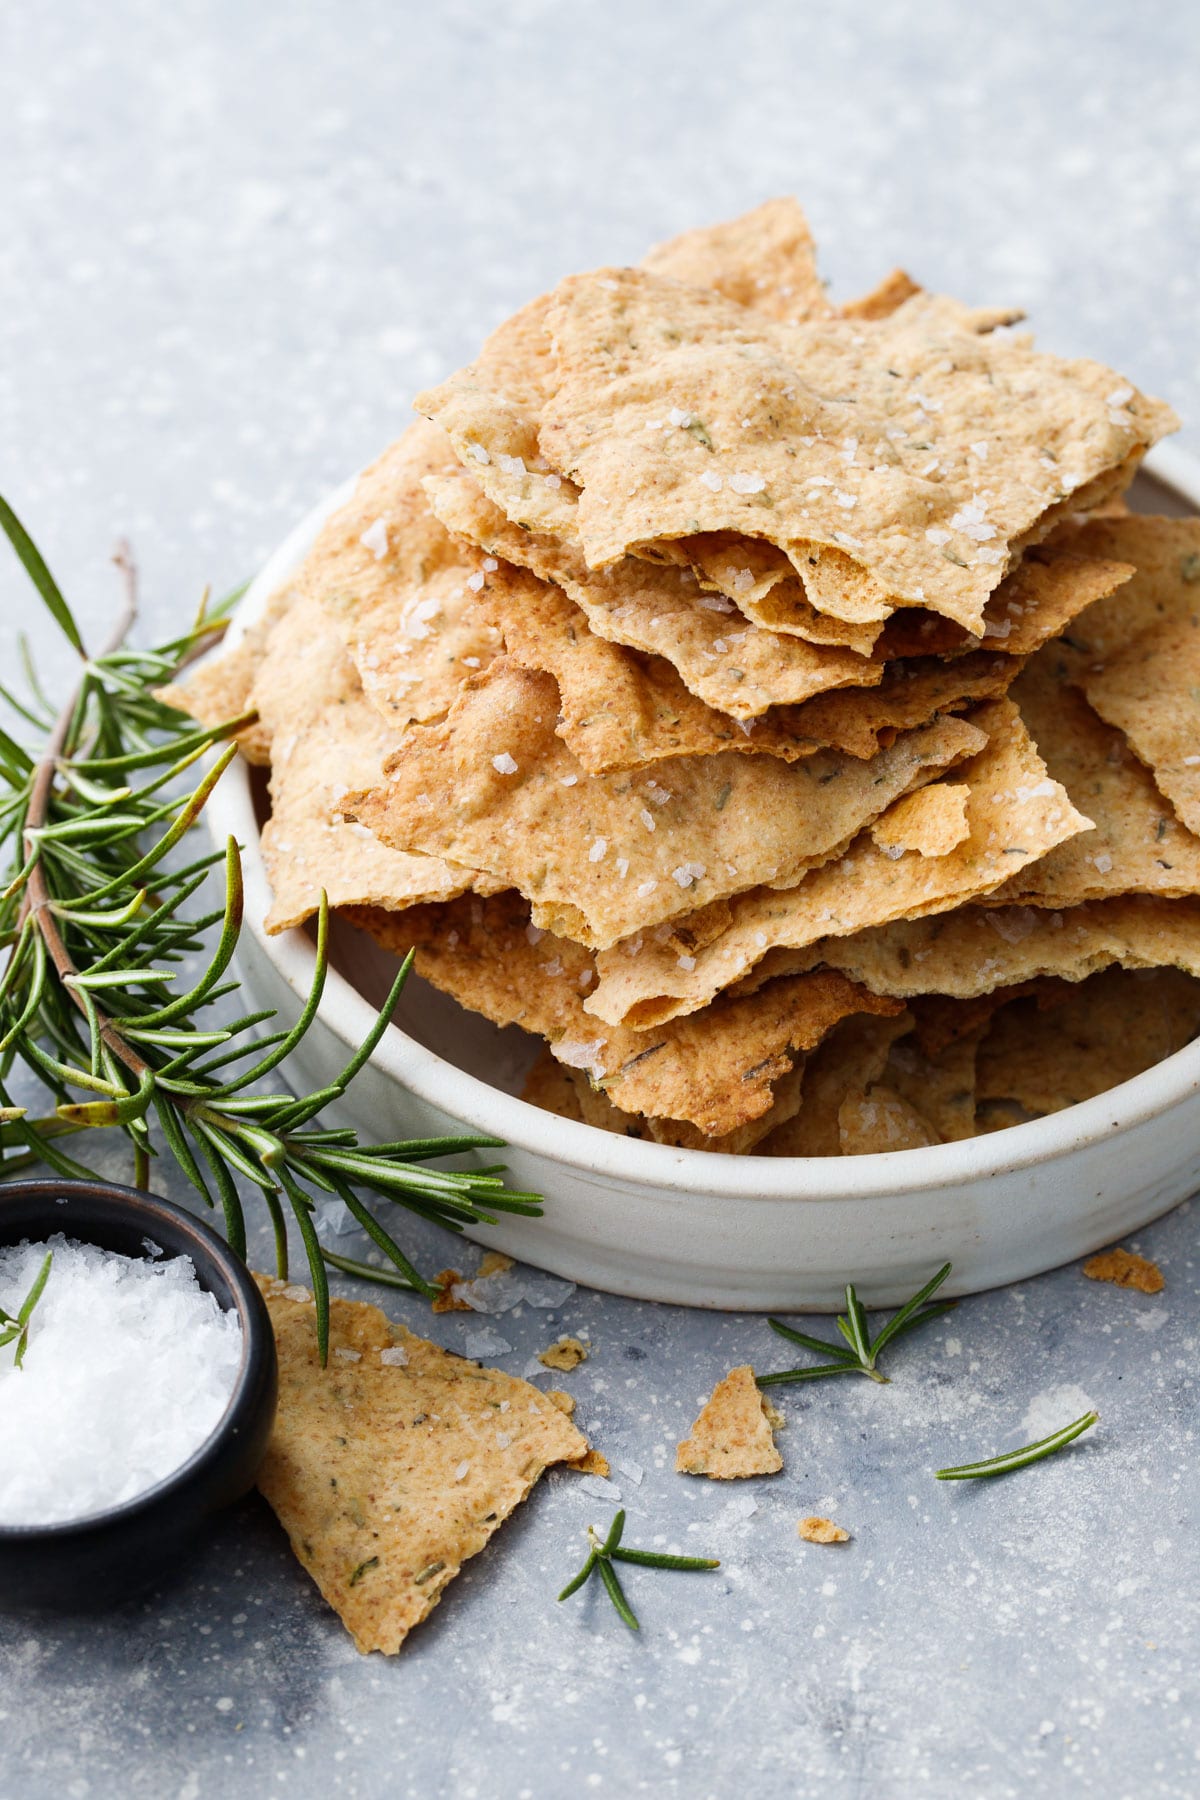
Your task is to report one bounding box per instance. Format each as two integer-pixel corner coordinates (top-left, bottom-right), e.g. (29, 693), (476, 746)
(2, 3), (1200, 1795)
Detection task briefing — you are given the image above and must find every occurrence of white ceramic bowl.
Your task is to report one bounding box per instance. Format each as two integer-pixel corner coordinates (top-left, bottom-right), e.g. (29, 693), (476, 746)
(206, 447), (1200, 1310)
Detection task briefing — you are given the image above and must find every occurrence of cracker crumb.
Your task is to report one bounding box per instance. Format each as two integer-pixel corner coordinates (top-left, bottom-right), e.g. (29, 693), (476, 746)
(798, 1516), (850, 1544)
(431, 1270), (471, 1313)
(545, 1389), (576, 1416)
(676, 1365), (783, 1479)
(565, 1448), (610, 1477)
(1082, 1248), (1164, 1294)
(537, 1335), (589, 1371)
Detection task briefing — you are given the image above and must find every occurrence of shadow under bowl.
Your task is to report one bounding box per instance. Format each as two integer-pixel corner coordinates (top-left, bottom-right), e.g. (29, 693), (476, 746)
(0, 1178), (277, 1614)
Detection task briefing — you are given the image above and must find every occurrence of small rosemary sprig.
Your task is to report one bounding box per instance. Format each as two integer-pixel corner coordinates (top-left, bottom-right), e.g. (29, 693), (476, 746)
(936, 1410), (1099, 1480)
(757, 1262), (955, 1387)
(0, 1249), (53, 1369)
(0, 498), (542, 1362)
(557, 1508), (719, 1631)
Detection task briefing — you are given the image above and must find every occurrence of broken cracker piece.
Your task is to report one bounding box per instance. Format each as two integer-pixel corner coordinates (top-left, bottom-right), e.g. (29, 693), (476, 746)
(254, 1275), (587, 1655)
(870, 784), (971, 859)
(565, 1448), (611, 1477)
(676, 1365), (783, 1479)
(1082, 1248), (1164, 1294)
(797, 1516), (850, 1544)
(431, 1270), (471, 1313)
(545, 1390), (576, 1416)
(538, 1336), (589, 1372)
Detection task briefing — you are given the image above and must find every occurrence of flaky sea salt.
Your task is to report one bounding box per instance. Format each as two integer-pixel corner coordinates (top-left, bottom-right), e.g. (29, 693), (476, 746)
(0, 1236), (242, 1526)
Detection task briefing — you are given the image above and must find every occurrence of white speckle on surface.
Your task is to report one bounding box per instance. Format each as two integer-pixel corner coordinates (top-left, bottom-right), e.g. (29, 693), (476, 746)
(491, 751), (518, 774)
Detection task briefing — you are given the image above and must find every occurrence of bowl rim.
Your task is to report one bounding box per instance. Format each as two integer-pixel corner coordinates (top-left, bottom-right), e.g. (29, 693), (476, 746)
(204, 444), (1200, 1204)
(0, 1177), (270, 1540)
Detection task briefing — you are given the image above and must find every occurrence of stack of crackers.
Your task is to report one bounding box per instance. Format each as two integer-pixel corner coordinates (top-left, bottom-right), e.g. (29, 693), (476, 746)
(172, 200), (1200, 1154)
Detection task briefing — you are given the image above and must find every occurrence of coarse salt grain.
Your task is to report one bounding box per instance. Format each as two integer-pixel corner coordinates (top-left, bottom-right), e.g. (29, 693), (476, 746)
(698, 471), (723, 492)
(492, 752), (518, 775)
(588, 838), (608, 862)
(359, 518), (389, 560)
(728, 472), (765, 495)
(466, 572), (485, 592)
(0, 1237), (242, 1526)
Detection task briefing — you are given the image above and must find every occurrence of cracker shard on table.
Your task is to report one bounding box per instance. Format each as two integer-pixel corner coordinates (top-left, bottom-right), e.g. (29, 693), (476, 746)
(254, 1276), (587, 1655)
(798, 1516), (850, 1544)
(1082, 1248), (1164, 1294)
(676, 1365), (783, 1478)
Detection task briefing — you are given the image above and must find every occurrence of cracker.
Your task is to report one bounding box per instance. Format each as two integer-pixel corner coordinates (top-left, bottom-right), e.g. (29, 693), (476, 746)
(757, 1012), (913, 1156)
(539, 269), (1173, 630)
(871, 784), (970, 858)
(766, 896), (1200, 999)
(991, 655), (1200, 908)
(155, 581), (298, 766)
(1069, 520), (1200, 835)
(586, 699), (1085, 1026)
(251, 594), (477, 931)
(565, 1448), (611, 1476)
(299, 421), (501, 730)
(538, 1337), (588, 1371)
(797, 1515), (851, 1543)
(535, 1057), (801, 1155)
(349, 892), (899, 1136)
(882, 1026), (982, 1142)
(1082, 1248), (1164, 1294)
(476, 553), (1013, 773)
(976, 967), (1200, 1113)
(675, 1365), (783, 1478)
(876, 539), (1135, 660)
(347, 659), (983, 950)
(254, 1275), (587, 1655)
(521, 1049), (586, 1122)
(837, 1084), (939, 1153)
(424, 467), (879, 719)
(685, 534), (884, 653)
(840, 269), (922, 321)
(641, 197), (834, 323)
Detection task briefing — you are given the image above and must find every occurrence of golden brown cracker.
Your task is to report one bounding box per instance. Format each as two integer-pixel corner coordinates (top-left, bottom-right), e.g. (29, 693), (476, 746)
(641, 197), (834, 323)
(255, 1276), (587, 1655)
(1082, 1248), (1164, 1294)
(300, 421), (501, 730)
(521, 1048), (587, 1122)
(351, 893), (898, 1136)
(871, 784), (971, 858)
(347, 659), (982, 951)
(882, 1027), (982, 1142)
(756, 1013), (912, 1157)
(565, 1448), (611, 1476)
(425, 466), (879, 719)
(877, 540), (1134, 660)
(252, 594), (476, 932)
(776, 896), (1200, 998)
(992, 656), (1200, 908)
(1069, 520), (1200, 835)
(840, 269), (923, 322)
(976, 967), (1200, 1113)
(586, 699), (1085, 1027)
(676, 1366), (783, 1478)
(539, 269), (1172, 631)
(797, 1515), (851, 1543)
(837, 1084), (940, 1153)
(537, 1337), (589, 1372)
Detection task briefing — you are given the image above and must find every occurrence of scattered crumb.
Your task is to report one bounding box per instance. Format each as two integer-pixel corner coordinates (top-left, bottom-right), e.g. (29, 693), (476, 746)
(676, 1365), (783, 1479)
(565, 1448), (611, 1477)
(537, 1335), (589, 1371)
(476, 1251), (514, 1280)
(798, 1516), (850, 1545)
(431, 1270), (471, 1313)
(545, 1389), (576, 1416)
(1082, 1248), (1164, 1294)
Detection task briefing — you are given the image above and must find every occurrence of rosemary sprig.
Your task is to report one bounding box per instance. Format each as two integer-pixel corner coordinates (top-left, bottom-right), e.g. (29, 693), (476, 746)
(0, 498), (542, 1362)
(0, 1249), (53, 1369)
(557, 1508), (719, 1631)
(936, 1410), (1099, 1480)
(757, 1262), (955, 1387)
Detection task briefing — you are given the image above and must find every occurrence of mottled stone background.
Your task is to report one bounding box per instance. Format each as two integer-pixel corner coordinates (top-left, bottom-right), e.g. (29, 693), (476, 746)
(1, 3), (1198, 1796)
